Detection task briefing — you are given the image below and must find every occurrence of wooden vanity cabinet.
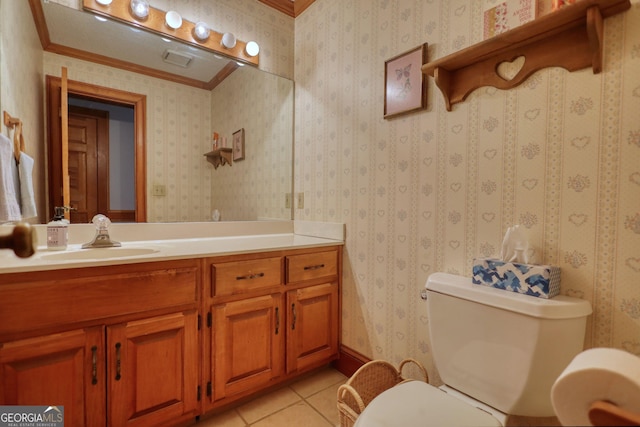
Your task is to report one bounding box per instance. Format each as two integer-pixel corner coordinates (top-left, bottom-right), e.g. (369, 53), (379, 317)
(0, 244), (342, 424)
(285, 250), (340, 374)
(285, 282), (339, 374)
(202, 246), (341, 413)
(107, 310), (199, 427)
(211, 294), (285, 402)
(203, 254), (285, 409)
(0, 260), (200, 427)
(0, 327), (105, 427)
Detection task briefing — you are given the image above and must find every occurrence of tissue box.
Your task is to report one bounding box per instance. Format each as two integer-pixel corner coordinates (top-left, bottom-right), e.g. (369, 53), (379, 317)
(472, 258), (560, 298)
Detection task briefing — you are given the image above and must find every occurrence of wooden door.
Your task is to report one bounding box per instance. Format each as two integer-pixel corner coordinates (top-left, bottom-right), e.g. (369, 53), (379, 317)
(212, 294), (284, 402)
(46, 76), (147, 222)
(286, 283), (339, 374)
(107, 311), (198, 427)
(0, 327), (106, 427)
(68, 106), (109, 224)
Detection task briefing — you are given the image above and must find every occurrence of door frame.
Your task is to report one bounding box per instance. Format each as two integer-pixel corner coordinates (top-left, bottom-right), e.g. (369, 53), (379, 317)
(46, 76), (147, 222)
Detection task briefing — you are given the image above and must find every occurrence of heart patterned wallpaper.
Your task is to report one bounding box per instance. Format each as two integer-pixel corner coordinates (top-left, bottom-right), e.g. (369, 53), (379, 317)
(293, 0), (640, 370)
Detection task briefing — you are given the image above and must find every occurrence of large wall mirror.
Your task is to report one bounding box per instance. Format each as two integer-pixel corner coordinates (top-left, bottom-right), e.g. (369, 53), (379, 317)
(35, 0), (294, 223)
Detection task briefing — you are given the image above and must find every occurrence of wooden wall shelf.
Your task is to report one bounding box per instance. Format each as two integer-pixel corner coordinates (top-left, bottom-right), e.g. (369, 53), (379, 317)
(204, 148), (233, 169)
(421, 0), (631, 111)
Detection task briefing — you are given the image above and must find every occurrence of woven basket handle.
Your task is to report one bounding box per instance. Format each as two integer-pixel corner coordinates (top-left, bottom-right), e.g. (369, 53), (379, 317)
(398, 358), (429, 383)
(337, 383), (367, 414)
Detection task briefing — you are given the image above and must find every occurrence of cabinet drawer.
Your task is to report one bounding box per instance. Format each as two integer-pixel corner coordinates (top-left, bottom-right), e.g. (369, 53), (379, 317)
(0, 262), (199, 338)
(286, 250), (338, 283)
(212, 257), (282, 296)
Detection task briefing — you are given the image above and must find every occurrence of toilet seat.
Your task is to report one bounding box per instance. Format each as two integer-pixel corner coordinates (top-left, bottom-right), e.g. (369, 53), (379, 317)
(353, 381), (502, 427)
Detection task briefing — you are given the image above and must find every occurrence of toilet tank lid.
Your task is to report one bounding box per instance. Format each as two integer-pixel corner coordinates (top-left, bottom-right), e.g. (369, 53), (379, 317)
(426, 272), (592, 319)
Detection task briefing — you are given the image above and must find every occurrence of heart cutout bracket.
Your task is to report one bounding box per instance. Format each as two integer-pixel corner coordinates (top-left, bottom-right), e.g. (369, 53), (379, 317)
(496, 56), (526, 81)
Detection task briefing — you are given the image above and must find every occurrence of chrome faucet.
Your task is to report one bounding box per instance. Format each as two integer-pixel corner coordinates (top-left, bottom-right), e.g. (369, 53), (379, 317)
(82, 214), (121, 249)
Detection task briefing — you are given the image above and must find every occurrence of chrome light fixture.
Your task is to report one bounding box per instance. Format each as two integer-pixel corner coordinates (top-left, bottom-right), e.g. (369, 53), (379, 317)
(165, 10), (182, 29)
(245, 41), (260, 57)
(130, 0), (149, 20)
(193, 22), (210, 41)
(221, 32), (237, 49)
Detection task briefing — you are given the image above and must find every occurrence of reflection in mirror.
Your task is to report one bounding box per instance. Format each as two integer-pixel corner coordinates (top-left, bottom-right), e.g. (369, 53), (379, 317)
(210, 66), (293, 221)
(37, 0), (294, 222)
(67, 97), (136, 223)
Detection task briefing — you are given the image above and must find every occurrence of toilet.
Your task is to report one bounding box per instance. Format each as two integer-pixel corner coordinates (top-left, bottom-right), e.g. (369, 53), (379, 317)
(354, 272), (592, 426)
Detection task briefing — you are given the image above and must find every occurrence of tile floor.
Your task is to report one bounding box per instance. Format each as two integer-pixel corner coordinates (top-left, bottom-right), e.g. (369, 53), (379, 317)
(196, 367), (348, 427)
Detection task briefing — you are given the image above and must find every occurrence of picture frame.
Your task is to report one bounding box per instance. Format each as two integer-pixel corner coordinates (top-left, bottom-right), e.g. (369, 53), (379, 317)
(232, 128), (245, 161)
(384, 43), (428, 119)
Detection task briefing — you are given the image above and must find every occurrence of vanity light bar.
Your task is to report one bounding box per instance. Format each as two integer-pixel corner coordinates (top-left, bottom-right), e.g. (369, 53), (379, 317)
(86, 0), (259, 66)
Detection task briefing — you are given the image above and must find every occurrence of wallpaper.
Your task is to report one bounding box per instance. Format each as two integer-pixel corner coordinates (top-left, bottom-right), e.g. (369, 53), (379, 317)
(293, 0), (640, 376)
(0, 0), (45, 223)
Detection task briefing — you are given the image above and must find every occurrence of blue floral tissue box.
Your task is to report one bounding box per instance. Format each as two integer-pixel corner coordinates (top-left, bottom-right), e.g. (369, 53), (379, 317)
(472, 258), (561, 299)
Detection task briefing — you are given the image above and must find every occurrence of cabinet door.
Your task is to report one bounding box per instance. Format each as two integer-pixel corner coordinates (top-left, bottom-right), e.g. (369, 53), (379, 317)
(0, 327), (105, 427)
(107, 311), (198, 427)
(212, 294), (284, 402)
(286, 283), (339, 374)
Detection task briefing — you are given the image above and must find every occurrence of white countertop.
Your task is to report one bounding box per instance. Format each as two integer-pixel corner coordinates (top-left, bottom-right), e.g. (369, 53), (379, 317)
(0, 221), (344, 274)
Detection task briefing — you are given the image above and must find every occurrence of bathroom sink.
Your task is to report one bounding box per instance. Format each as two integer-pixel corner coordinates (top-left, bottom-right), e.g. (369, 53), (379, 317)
(40, 247), (160, 261)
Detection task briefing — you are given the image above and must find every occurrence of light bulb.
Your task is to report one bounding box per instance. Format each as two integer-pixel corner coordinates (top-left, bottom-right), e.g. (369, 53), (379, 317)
(165, 11), (182, 29)
(193, 22), (210, 41)
(96, 0), (113, 5)
(245, 41), (260, 57)
(130, 0), (149, 20)
(221, 32), (237, 49)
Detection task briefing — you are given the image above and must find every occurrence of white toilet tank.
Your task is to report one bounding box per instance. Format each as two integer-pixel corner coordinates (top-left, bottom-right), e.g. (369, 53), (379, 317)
(426, 272), (592, 417)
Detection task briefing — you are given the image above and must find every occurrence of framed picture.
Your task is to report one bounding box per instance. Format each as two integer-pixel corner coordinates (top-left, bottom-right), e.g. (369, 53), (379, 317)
(232, 128), (245, 161)
(384, 43), (428, 119)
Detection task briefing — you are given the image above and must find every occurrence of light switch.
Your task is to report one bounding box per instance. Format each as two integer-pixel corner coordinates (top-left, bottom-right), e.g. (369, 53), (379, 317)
(153, 184), (166, 196)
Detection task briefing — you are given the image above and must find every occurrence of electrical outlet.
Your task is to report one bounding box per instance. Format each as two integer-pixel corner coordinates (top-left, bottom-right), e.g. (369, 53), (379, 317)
(285, 193), (292, 209)
(296, 192), (304, 209)
(152, 184), (166, 196)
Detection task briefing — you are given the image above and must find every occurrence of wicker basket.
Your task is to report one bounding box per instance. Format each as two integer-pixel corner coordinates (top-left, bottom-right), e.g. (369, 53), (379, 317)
(337, 359), (428, 427)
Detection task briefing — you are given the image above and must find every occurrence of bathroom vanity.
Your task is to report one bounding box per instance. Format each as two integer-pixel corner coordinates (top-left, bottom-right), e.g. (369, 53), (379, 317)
(0, 221), (343, 427)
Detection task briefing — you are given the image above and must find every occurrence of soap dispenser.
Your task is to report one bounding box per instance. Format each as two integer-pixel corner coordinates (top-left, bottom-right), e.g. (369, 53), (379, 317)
(47, 206), (69, 250)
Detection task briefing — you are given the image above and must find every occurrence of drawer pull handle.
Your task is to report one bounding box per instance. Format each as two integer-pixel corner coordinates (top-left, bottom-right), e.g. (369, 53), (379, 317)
(291, 303), (297, 330)
(275, 307), (280, 335)
(303, 263), (325, 271)
(115, 342), (122, 381)
(235, 272), (265, 281)
(91, 345), (98, 385)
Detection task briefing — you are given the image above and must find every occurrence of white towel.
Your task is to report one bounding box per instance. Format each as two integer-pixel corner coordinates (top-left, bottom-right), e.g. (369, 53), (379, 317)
(0, 134), (21, 222)
(18, 151), (37, 219)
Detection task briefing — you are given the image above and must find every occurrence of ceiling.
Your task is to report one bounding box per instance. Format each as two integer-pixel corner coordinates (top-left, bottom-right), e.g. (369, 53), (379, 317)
(30, 0), (313, 90)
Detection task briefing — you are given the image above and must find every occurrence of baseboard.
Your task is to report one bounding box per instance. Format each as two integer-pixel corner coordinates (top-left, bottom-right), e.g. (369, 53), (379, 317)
(332, 345), (371, 377)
